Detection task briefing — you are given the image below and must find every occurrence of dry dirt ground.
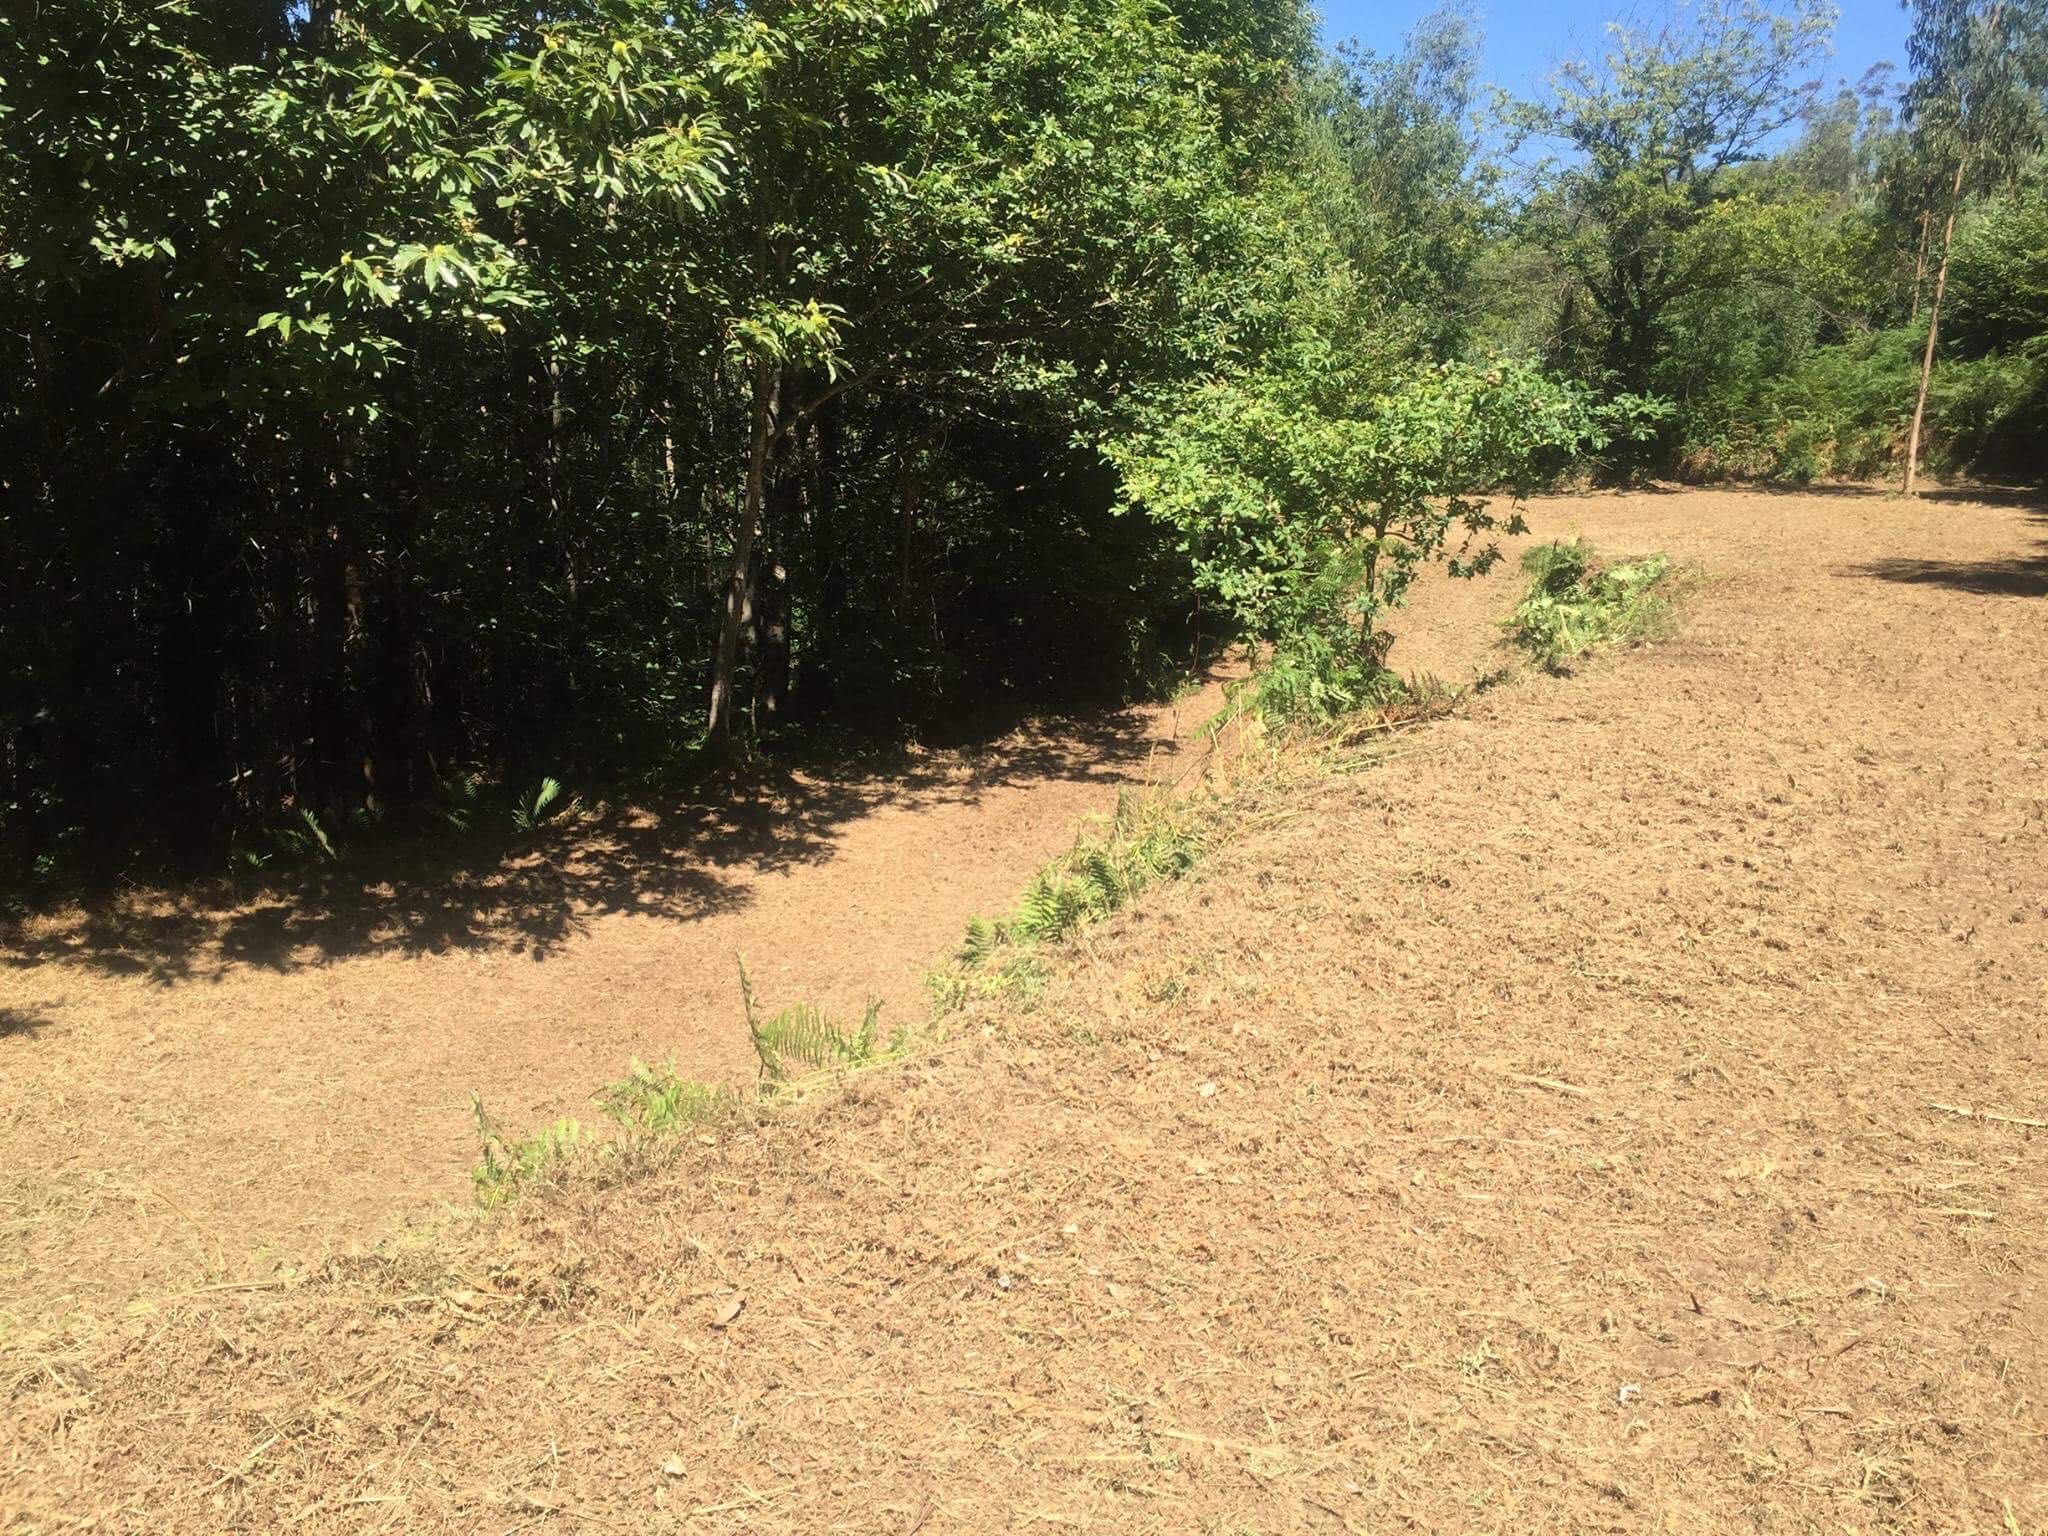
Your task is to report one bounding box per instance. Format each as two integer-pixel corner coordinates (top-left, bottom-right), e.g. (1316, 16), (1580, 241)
(0, 682), (1229, 1317)
(4, 485), (2046, 1533)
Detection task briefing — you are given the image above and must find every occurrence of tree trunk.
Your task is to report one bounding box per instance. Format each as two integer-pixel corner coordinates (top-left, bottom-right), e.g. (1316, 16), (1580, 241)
(706, 359), (781, 753)
(1909, 207), (1931, 323)
(1904, 156), (1968, 496)
(753, 470), (797, 725)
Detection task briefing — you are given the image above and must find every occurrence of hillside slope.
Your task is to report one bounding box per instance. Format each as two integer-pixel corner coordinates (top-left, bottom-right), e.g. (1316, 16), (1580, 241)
(6, 487), (2045, 1533)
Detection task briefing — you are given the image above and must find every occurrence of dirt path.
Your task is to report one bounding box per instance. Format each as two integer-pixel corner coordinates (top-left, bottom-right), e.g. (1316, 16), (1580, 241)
(0, 683), (1227, 1318)
(5, 485), (2047, 1532)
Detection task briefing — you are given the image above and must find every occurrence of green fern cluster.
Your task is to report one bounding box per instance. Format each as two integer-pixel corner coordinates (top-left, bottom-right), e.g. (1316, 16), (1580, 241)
(469, 1060), (735, 1207)
(739, 958), (891, 1083)
(598, 1058), (734, 1131)
(936, 791), (1199, 1010)
(1505, 539), (1676, 669)
(471, 1096), (587, 1207)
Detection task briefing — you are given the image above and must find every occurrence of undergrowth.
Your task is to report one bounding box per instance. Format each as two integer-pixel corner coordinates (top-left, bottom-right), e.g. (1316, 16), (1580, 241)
(1503, 539), (1677, 670)
(470, 1100), (591, 1208)
(470, 959), (901, 1204)
(471, 651), (1474, 1204)
(468, 582), (1607, 1208)
(927, 789), (1201, 1012)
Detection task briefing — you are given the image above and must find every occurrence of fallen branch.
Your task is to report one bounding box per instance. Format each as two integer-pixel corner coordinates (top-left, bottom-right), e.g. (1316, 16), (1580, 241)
(1929, 1102), (2046, 1129)
(1494, 1068), (1593, 1098)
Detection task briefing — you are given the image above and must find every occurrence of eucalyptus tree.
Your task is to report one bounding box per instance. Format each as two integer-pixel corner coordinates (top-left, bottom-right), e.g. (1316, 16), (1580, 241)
(1898, 0), (2048, 491)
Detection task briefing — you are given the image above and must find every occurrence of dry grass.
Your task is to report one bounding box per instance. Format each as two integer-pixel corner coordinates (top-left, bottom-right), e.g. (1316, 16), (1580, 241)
(4, 485), (2046, 1533)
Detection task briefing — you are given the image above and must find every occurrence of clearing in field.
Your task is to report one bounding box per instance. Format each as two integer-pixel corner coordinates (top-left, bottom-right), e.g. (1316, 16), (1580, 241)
(4, 484), (2044, 1532)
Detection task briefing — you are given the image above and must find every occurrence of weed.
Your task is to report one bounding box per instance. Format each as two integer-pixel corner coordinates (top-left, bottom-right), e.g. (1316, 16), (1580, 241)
(738, 957), (893, 1084)
(1504, 539), (1676, 669)
(470, 1096), (587, 1207)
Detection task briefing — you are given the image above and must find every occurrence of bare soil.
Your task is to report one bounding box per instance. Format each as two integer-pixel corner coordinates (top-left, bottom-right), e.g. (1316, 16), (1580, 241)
(5, 485), (2046, 1533)
(0, 685), (1227, 1318)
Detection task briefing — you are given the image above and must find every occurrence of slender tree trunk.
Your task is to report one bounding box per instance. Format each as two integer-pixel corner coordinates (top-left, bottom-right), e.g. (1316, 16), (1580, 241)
(752, 458), (799, 724)
(706, 359), (781, 753)
(897, 457), (920, 616)
(1904, 156), (1968, 496)
(1909, 207), (1932, 323)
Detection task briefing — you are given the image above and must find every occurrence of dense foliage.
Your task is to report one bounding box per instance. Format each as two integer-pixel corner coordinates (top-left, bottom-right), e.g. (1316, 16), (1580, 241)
(3, 0), (2045, 884)
(1492, 0), (2048, 482)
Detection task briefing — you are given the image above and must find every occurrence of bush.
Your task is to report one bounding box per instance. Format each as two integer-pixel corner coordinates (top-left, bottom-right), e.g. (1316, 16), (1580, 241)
(1505, 540), (1676, 668)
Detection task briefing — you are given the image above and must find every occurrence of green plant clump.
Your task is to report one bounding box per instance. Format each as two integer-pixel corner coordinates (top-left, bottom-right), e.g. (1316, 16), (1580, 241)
(598, 1059), (736, 1132)
(1505, 540), (1677, 669)
(740, 959), (896, 1084)
(470, 1098), (588, 1208)
(934, 790), (1199, 1010)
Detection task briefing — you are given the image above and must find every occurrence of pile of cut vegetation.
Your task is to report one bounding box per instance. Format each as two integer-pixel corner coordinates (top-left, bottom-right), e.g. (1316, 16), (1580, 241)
(1503, 538), (1680, 669)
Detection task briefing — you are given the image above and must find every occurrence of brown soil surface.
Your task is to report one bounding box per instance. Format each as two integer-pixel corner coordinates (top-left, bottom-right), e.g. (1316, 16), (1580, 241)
(6, 485), (2047, 1533)
(0, 684), (1227, 1319)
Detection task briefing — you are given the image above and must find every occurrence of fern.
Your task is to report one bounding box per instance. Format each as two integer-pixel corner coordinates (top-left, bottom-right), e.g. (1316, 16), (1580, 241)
(932, 791), (1202, 1017)
(439, 770), (484, 832)
(737, 957), (885, 1083)
(598, 1058), (732, 1132)
(299, 807), (337, 859)
(513, 775), (576, 831)
(959, 915), (999, 966)
(470, 1095), (586, 1206)
(1077, 846), (1122, 910)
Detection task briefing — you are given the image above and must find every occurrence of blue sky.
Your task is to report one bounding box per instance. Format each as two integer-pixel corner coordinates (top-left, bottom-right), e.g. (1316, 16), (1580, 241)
(1314, 0), (1911, 102)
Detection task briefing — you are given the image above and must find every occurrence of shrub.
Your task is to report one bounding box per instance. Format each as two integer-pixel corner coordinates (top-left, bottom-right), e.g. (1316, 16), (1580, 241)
(1505, 540), (1676, 668)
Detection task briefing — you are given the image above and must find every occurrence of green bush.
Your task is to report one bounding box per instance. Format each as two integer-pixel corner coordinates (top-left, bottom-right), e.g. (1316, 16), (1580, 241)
(1505, 540), (1676, 669)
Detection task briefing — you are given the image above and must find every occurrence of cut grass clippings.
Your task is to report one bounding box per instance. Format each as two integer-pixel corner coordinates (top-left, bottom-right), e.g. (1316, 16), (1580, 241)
(1503, 537), (1681, 670)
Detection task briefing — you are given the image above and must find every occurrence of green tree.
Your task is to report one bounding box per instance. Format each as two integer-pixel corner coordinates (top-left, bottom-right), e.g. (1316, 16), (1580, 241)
(1503, 0), (1836, 420)
(1898, 0), (2048, 491)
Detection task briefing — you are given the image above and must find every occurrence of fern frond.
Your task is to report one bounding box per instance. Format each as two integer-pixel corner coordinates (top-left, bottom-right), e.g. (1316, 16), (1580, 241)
(300, 807), (336, 860)
(959, 915), (998, 967)
(738, 957), (887, 1083)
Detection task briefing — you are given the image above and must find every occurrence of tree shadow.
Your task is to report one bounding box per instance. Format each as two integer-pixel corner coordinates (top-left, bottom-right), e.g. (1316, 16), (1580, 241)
(1838, 499), (2048, 597)
(1673, 482), (2048, 510)
(0, 696), (1184, 986)
(0, 1007), (52, 1041)
(1842, 550), (2048, 597)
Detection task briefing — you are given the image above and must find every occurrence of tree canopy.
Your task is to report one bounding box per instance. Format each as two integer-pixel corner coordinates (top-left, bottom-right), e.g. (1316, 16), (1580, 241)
(3, 0), (2045, 886)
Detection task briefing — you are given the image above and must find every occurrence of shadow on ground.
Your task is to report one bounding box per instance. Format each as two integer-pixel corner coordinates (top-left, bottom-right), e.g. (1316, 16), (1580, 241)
(1694, 482), (2048, 510)
(1837, 499), (2048, 597)
(0, 703), (1175, 986)
(1845, 551), (2048, 597)
(0, 1008), (52, 1041)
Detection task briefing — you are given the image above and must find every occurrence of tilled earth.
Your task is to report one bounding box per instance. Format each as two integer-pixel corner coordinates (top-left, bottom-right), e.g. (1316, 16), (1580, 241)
(3, 485), (2045, 1533)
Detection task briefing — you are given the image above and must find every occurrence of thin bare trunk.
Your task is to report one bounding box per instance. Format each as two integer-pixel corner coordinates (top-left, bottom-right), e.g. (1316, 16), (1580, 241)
(1904, 156), (1967, 496)
(1909, 208), (1931, 323)
(706, 360), (780, 752)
